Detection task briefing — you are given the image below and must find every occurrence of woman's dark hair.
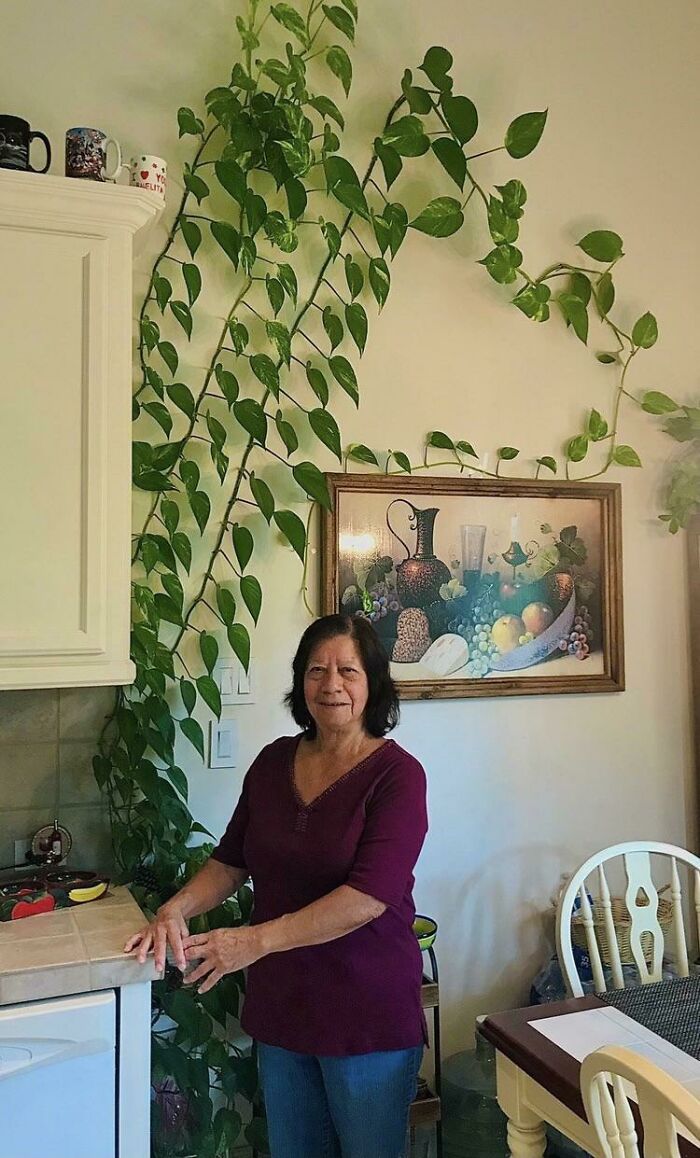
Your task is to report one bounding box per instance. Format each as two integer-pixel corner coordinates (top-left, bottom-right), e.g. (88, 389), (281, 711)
(285, 614), (400, 739)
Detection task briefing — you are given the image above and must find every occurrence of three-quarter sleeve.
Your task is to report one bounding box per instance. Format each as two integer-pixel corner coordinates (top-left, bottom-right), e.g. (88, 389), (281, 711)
(211, 770), (251, 870)
(347, 754), (428, 908)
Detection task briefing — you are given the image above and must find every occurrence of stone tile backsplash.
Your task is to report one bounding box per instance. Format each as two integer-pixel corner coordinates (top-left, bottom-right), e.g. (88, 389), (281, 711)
(0, 689), (58, 743)
(0, 687), (115, 872)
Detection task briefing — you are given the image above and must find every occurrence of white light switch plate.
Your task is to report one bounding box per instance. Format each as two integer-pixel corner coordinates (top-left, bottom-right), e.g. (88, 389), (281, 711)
(209, 720), (238, 768)
(216, 660), (256, 705)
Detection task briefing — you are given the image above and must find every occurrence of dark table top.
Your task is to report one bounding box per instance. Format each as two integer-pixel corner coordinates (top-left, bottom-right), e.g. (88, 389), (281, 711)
(481, 992), (700, 1158)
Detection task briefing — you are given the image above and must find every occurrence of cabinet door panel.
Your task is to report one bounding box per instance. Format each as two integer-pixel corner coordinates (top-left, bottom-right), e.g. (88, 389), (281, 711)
(0, 227), (106, 655)
(0, 172), (159, 688)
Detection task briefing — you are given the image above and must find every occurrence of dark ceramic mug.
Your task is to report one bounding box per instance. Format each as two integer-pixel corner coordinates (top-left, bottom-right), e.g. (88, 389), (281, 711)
(0, 114), (51, 172)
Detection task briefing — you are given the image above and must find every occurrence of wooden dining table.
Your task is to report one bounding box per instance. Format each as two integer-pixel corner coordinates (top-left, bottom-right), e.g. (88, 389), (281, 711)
(481, 987), (700, 1158)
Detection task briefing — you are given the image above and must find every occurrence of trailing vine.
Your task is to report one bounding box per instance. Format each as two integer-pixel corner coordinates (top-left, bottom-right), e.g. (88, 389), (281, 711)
(92, 2), (693, 1153)
(343, 216), (685, 498)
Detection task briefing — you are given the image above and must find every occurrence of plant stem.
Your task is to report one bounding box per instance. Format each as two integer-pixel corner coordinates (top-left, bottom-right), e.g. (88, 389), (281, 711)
(173, 101), (405, 649)
(322, 278), (346, 304)
(301, 502), (317, 615)
(577, 350), (638, 480)
(134, 127), (219, 402)
(348, 227), (371, 259)
(132, 276), (253, 562)
(466, 146), (506, 161)
(464, 164), (489, 210)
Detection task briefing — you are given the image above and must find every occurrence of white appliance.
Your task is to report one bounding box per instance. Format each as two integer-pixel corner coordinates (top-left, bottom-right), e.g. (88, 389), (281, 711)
(0, 989), (116, 1158)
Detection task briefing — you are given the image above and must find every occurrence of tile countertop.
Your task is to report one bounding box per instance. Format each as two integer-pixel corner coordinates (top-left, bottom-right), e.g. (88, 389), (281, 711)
(0, 885), (158, 1005)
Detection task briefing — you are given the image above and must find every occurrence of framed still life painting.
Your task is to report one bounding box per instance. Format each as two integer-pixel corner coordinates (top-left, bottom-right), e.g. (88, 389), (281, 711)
(321, 474), (624, 700)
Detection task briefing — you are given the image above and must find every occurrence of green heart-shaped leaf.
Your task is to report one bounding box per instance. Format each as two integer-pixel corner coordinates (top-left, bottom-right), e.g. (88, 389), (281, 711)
(273, 509), (306, 560)
(577, 230), (623, 262)
(227, 622), (251, 671)
(180, 717), (205, 759)
(216, 586), (237, 626)
(309, 408), (342, 461)
(505, 110), (548, 158)
(240, 574), (263, 624)
(200, 632), (219, 675)
(411, 197), (464, 238)
(293, 461), (332, 508)
(232, 524), (254, 571)
(440, 94), (478, 145)
(197, 675), (222, 718)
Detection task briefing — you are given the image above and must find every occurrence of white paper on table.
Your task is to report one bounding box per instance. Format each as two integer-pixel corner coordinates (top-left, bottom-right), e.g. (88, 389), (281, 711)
(532, 1006), (700, 1093)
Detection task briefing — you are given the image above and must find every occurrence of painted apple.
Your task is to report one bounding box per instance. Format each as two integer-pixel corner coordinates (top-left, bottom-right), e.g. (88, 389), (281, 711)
(491, 614), (526, 654)
(521, 601), (555, 637)
(11, 895), (56, 920)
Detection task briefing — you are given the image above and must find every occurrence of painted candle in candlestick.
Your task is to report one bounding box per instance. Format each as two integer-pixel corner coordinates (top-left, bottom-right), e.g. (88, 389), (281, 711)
(510, 513), (520, 542)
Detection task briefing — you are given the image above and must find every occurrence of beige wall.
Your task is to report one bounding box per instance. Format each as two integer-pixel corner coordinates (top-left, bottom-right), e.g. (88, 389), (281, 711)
(3, 1), (699, 1059)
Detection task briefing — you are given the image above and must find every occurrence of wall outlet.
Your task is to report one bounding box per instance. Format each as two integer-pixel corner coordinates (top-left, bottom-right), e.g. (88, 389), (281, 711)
(14, 839), (30, 867)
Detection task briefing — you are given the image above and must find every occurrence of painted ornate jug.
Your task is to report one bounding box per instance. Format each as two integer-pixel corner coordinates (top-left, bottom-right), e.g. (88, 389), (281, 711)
(386, 499), (451, 609)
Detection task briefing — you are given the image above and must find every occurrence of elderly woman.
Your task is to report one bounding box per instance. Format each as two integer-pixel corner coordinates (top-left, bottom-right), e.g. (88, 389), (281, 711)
(126, 614), (428, 1158)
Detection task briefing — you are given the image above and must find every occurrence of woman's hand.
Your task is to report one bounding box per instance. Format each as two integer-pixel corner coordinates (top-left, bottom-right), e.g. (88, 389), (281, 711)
(182, 927), (263, 994)
(123, 904), (190, 973)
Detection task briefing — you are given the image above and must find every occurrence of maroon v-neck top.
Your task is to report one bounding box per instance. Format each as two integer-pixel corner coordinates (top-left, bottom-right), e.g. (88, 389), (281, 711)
(211, 734), (428, 1056)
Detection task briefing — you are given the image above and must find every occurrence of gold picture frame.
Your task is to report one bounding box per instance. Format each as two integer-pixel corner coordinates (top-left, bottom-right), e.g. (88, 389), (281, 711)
(321, 474), (624, 700)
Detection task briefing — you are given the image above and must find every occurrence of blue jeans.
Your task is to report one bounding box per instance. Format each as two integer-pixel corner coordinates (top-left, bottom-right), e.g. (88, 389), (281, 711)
(257, 1041), (423, 1158)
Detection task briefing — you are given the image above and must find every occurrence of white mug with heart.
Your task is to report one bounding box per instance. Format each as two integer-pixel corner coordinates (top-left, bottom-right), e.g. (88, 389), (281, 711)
(129, 153), (167, 198)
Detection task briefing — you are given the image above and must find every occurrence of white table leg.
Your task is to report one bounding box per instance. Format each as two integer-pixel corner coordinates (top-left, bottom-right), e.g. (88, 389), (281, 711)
(506, 1117), (547, 1158)
(495, 1054), (547, 1158)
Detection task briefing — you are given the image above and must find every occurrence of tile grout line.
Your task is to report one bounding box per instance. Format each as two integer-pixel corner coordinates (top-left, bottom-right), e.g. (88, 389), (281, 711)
(55, 687), (62, 818)
(0, 740), (59, 748)
(2, 803), (101, 816)
(71, 909), (92, 962)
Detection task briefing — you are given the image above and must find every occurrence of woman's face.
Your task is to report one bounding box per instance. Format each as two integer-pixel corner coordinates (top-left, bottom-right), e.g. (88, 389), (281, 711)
(303, 634), (369, 736)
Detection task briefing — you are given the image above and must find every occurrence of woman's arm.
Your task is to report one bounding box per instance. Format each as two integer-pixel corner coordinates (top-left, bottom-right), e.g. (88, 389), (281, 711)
(183, 884), (386, 994)
(125, 857), (247, 972)
(257, 884), (385, 953)
(165, 858), (247, 921)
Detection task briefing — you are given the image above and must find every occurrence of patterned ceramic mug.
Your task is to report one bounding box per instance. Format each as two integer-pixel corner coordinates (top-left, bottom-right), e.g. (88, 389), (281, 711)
(65, 127), (123, 181)
(129, 154), (167, 198)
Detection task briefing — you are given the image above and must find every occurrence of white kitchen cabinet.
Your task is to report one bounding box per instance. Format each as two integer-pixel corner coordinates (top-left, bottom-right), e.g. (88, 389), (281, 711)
(0, 983), (152, 1158)
(0, 171), (161, 689)
(0, 989), (117, 1158)
(0, 887), (156, 1157)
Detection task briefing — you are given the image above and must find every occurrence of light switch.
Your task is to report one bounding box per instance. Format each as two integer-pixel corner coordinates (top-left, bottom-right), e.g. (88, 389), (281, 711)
(209, 720), (237, 768)
(216, 659), (255, 704)
(217, 726), (233, 759)
(219, 666), (235, 697)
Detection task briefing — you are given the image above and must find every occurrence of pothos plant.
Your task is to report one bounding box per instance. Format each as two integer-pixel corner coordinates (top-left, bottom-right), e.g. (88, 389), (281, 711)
(93, 1), (691, 1154)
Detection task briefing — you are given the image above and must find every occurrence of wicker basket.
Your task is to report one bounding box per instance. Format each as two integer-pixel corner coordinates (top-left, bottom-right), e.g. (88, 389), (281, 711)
(571, 895), (673, 966)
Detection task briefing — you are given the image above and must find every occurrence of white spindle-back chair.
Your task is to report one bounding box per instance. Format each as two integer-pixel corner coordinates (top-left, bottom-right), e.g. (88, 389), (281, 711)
(581, 1044), (700, 1158)
(556, 842), (700, 997)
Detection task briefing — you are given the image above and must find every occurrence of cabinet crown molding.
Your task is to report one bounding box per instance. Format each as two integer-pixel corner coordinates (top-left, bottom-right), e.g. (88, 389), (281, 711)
(0, 170), (163, 235)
